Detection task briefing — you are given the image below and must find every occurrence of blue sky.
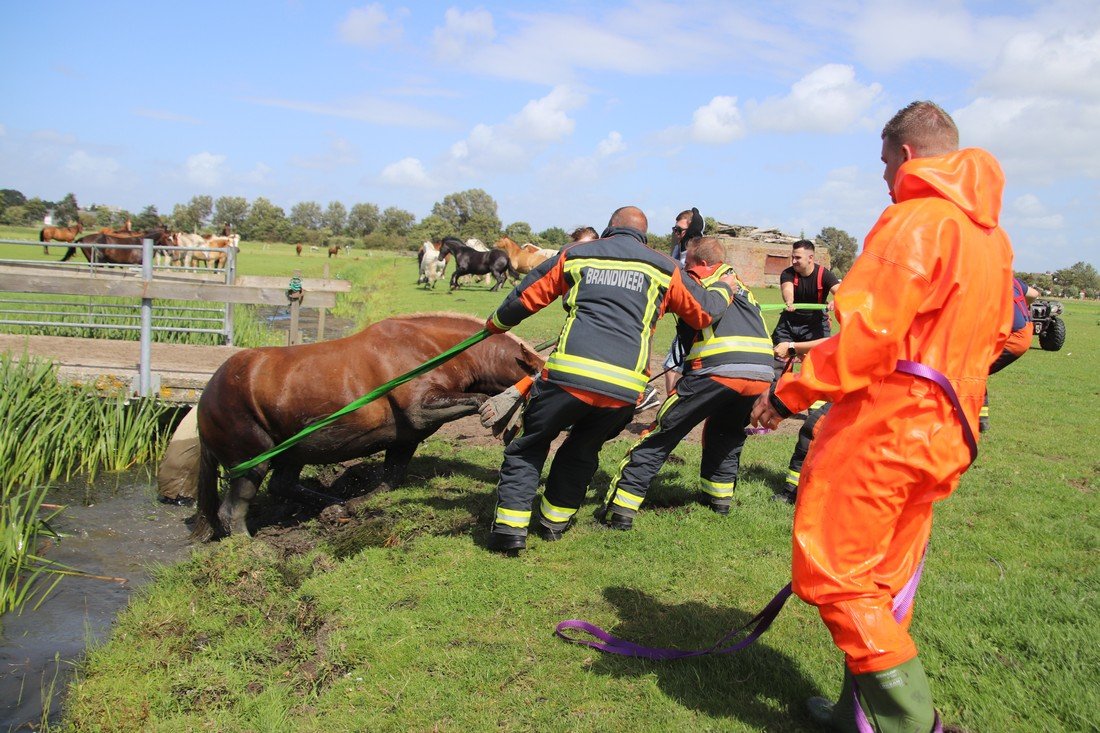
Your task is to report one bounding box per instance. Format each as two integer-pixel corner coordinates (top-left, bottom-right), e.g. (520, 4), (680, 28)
(2, 1), (1098, 272)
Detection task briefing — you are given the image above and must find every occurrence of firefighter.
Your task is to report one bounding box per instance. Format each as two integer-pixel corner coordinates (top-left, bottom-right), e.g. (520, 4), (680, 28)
(980, 277), (1039, 431)
(751, 101), (1015, 730)
(596, 237), (773, 525)
(483, 206), (739, 554)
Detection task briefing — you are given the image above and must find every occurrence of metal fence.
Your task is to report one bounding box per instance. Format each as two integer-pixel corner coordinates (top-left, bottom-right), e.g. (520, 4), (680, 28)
(0, 237), (237, 345)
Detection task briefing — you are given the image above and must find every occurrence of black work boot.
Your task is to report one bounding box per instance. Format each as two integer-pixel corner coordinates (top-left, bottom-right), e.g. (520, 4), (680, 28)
(709, 501), (731, 516)
(487, 532), (526, 555)
(595, 505), (633, 530)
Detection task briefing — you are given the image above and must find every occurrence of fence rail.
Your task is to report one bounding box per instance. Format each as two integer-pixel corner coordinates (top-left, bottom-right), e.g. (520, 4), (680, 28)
(0, 238), (347, 397)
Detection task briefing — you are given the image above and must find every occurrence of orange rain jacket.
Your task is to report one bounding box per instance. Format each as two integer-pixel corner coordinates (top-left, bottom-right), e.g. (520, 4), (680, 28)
(772, 148), (1015, 674)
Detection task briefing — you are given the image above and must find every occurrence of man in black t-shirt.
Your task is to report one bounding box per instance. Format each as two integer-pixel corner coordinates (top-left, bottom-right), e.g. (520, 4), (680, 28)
(771, 239), (840, 353)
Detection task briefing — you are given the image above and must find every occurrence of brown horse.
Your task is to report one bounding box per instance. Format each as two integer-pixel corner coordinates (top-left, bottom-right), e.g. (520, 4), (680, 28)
(327, 244), (339, 257)
(191, 313), (543, 539)
(296, 243), (303, 256)
(61, 228), (173, 265)
(39, 223), (83, 254)
(494, 236), (552, 275)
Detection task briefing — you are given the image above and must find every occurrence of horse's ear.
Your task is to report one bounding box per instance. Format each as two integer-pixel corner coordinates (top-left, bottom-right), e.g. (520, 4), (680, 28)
(517, 342), (545, 373)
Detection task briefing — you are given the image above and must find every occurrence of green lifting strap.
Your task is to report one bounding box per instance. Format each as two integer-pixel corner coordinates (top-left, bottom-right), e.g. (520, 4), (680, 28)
(225, 329), (491, 479)
(758, 302), (828, 312)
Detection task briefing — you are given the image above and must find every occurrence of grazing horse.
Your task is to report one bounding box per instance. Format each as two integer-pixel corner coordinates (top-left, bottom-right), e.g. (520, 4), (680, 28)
(296, 243), (303, 256)
(438, 237), (516, 292)
(39, 223), (83, 255)
(61, 228), (173, 265)
(328, 245), (340, 258)
(494, 236), (553, 275)
(191, 313), (544, 539)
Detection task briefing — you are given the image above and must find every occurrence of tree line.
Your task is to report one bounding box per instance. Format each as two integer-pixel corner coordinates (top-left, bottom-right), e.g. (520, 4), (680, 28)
(24, 186), (1091, 288)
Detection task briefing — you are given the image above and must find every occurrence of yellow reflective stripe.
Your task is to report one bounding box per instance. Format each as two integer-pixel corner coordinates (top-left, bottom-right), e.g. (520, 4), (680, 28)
(606, 392), (680, 505)
(539, 497), (575, 523)
(495, 507), (531, 528)
(979, 405), (989, 417)
(810, 400), (828, 410)
(686, 336), (773, 360)
(611, 488), (644, 511)
(490, 312), (509, 331)
(636, 272), (664, 372)
(701, 477), (735, 498)
(546, 352), (648, 392)
(786, 469), (800, 487)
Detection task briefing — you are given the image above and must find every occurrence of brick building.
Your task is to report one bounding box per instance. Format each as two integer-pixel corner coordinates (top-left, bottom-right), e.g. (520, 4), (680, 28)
(712, 224), (831, 288)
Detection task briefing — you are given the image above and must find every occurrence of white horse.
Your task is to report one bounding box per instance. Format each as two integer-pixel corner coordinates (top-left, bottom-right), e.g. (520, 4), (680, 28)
(522, 242), (557, 259)
(418, 241), (447, 288)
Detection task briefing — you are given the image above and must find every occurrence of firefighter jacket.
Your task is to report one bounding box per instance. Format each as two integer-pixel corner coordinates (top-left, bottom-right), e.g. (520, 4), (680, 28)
(675, 263), (774, 382)
(488, 227), (734, 403)
(772, 147), (1015, 484)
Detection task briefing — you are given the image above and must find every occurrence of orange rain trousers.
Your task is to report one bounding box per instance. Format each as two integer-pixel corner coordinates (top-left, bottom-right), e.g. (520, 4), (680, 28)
(774, 148), (1015, 674)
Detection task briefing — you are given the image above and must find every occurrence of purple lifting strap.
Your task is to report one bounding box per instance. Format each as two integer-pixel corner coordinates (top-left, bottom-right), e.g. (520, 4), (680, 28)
(555, 584), (793, 660)
(851, 550), (943, 733)
(895, 359), (978, 465)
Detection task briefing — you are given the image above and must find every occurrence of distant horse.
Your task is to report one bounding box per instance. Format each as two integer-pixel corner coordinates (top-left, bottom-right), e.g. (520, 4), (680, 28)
(296, 244), (303, 256)
(417, 240), (448, 288)
(494, 236), (552, 275)
(438, 237), (516, 292)
(328, 245), (340, 258)
(166, 232), (207, 267)
(61, 228), (173, 265)
(39, 223), (83, 255)
(191, 313), (544, 538)
(191, 235), (238, 268)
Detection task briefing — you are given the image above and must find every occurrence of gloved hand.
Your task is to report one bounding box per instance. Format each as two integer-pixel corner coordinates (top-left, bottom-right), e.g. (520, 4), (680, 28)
(478, 385), (525, 439)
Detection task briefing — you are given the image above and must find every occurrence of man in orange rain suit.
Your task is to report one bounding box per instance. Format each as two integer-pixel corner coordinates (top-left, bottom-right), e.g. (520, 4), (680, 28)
(751, 101), (1014, 731)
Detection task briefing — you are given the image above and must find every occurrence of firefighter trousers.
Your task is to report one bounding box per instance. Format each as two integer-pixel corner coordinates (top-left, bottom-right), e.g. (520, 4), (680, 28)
(604, 374), (756, 515)
(492, 380), (634, 537)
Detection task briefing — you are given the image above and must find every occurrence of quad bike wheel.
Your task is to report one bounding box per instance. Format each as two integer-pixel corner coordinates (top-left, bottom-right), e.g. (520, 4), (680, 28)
(1039, 315), (1066, 351)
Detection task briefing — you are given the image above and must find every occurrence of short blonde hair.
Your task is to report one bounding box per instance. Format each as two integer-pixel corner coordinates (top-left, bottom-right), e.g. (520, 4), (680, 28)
(686, 237), (725, 266)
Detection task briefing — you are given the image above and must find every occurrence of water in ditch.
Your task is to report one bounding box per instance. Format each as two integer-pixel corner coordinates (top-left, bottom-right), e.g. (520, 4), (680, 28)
(0, 469), (194, 730)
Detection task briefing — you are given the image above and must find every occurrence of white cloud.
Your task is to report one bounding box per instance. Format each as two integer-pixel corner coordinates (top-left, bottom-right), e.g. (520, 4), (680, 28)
(134, 108), (202, 124)
(953, 96), (1100, 182)
(183, 152), (227, 188)
(747, 64), (883, 134)
(690, 96), (745, 144)
(433, 7), (495, 60)
(982, 28), (1100, 102)
(380, 157), (435, 188)
(847, 2), (1017, 71)
(1006, 193), (1065, 230)
(596, 131), (625, 157)
(448, 85), (586, 171)
(64, 150), (121, 186)
(241, 163), (272, 185)
(339, 3), (403, 47)
(244, 95), (447, 129)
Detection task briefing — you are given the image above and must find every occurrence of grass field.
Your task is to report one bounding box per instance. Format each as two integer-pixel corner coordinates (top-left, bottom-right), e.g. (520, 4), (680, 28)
(6, 229), (1096, 730)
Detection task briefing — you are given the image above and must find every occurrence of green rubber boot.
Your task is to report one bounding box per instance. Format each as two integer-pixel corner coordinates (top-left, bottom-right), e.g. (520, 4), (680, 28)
(853, 657), (937, 733)
(806, 667), (857, 730)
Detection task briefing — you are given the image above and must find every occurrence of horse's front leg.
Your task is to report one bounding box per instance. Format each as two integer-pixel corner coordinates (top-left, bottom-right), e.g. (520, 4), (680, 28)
(405, 389), (487, 431)
(379, 442), (420, 491)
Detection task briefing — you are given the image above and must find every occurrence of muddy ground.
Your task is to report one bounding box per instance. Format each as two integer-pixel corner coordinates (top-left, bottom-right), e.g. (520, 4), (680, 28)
(235, 387), (804, 559)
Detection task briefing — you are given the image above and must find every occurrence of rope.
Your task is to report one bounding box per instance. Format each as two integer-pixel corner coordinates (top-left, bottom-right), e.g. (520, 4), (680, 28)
(225, 329), (491, 479)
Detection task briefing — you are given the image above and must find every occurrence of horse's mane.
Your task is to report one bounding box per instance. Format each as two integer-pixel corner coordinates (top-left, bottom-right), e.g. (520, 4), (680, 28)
(388, 311), (532, 349)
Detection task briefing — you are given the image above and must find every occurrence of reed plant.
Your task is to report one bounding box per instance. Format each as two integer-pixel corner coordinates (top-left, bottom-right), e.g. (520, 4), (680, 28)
(1, 353), (177, 619)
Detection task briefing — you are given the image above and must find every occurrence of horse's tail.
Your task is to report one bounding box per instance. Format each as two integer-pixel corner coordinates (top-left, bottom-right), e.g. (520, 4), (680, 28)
(189, 436), (222, 542)
(39, 229), (46, 241)
(507, 263), (522, 281)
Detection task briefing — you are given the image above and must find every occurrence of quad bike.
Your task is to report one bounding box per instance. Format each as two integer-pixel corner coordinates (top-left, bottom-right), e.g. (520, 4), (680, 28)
(1030, 299), (1066, 351)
